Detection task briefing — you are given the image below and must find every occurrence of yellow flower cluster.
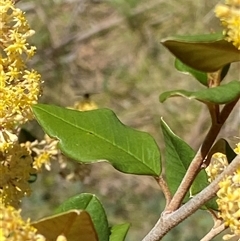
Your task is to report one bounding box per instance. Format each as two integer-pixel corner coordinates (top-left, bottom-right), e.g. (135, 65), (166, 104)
(28, 134), (59, 171)
(0, 199), (69, 241)
(0, 0), (43, 207)
(205, 152), (229, 182)
(0, 130), (36, 208)
(215, 0), (240, 49)
(0, 201), (46, 241)
(73, 98), (98, 111)
(0, 0), (42, 129)
(207, 143), (240, 240)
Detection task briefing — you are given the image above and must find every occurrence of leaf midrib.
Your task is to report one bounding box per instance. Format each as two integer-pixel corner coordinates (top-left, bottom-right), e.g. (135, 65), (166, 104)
(40, 108), (153, 172)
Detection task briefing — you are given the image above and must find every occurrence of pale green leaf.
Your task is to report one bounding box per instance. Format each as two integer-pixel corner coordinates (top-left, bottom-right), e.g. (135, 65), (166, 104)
(109, 223), (130, 241)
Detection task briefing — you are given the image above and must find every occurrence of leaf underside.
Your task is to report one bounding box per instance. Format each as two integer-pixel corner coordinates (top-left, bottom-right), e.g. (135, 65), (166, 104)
(32, 210), (98, 241)
(161, 33), (240, 72)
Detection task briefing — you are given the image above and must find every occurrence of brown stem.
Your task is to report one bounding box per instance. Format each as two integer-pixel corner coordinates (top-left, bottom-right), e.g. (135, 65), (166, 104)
(155, 176), (172, 207)
(165, 98), (239, 212)
(207, 209), (219, 223)
(142, 154), (240, 241)
(207, 103), (220, 125)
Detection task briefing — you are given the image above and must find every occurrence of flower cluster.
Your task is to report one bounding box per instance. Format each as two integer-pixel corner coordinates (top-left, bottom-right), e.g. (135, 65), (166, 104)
(0, 0), (43, 207)
(0, 199), (70, 240)
(215, 0), (240, 49)
(205, 152), (229, 182)
(207, 142), (240, 240)
(217, 143), (240, 240)
(217, 168), (240, 240)
(0, 130), (37, 208)
(0, 0), (42, 129)
(0, 200), (46, 241)
(73, 98), (98, 111)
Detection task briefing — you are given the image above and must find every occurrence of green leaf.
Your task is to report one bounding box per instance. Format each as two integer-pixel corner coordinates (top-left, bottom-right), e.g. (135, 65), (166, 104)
(175, 58), (208, 86)
(32, 104), (161, 176)
(31, 210), (98, 241)
(161, 33), (240, 72)
(161, 119), (217, 209)
(220, 64), (231, 82)
(160, 118), (195, 202)
(56, 193), (109, 241)
(159, 80), (240, 104)
(109, 223), (131, 241)
(205, 138), (237, 166)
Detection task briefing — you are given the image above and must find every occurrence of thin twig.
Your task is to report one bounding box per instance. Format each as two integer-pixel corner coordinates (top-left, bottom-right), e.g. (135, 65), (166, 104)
(207, 209), (219, 223)
(155, 176), (172, 207)
(142, 154), (240, 241)
(200, 223), (226, 241)
(207, 103), (219, 125)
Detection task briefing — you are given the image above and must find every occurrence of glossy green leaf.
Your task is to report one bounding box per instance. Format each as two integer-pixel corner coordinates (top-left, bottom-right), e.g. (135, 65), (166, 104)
(161, 33), (240, 72)
(109, 223), (131, 241)
(56, 193), (109, 241)
(161, 119), (217, 209)
(32, 104), (161, 176)
(161, 118), (195, 202)
(31, 210), (98, 241)
(175, 58), (208, 86)
(159, 80), (240, 104)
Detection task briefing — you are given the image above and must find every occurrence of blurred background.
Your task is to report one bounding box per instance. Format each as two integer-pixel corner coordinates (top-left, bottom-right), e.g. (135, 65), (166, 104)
(18, 0), (240, 240)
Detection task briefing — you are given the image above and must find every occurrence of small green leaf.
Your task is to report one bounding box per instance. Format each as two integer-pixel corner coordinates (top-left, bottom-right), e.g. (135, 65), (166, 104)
(161, 33), (240, 72)
(220, 64), (231, 82)
(18, 128), (36, 143)
(205, 138), (237, 166)
(28, 173), (37, 183)
(160, 118), (195, 202)
(109, 223), (131, 241)
(175, 58), (208, 86)
(161, 119), (217, 209)
(159, 80), (240, 104)
(32, 104), (161, 176)
(31, 210), (98, 241)
(56, 193), (109, 241)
